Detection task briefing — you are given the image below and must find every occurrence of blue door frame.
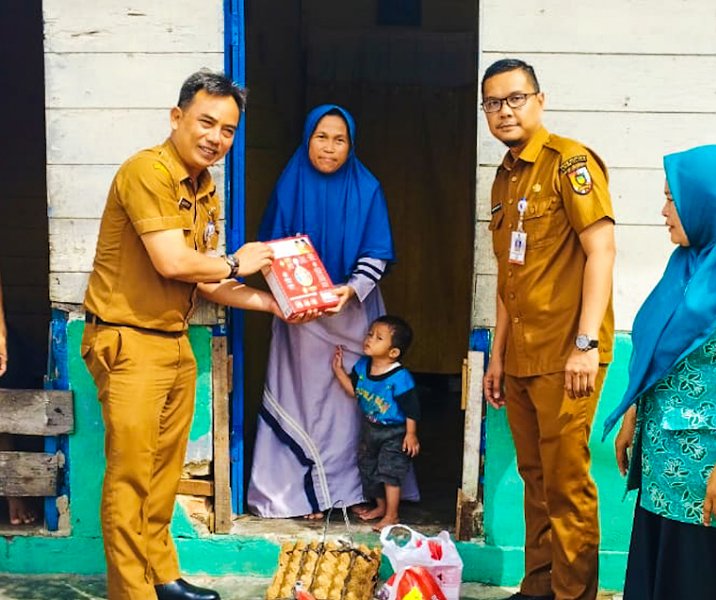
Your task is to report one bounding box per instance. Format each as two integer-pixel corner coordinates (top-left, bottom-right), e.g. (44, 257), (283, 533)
(223, 0), (247, 514)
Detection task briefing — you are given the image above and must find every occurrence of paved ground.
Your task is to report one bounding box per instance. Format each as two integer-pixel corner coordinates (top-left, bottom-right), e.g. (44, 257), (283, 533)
(0, 575), (622, 600)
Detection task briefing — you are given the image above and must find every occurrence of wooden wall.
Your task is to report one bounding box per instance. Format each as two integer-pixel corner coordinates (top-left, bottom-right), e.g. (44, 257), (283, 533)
(474, 0), (716, 332)
(44, 0), (225, 308)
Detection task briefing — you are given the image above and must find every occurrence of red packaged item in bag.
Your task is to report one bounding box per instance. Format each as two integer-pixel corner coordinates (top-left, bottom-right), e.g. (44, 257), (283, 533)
(379, 525), (463, 600)
(262, 235), (340, 318)
(394, 567), (447, 600)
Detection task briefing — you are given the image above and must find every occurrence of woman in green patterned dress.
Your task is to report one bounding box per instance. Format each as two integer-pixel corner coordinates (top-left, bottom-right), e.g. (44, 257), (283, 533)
(604, 145), (716, 599)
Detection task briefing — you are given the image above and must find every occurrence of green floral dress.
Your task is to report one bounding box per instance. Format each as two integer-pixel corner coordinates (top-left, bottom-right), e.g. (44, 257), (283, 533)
(628, 333), (716, 526)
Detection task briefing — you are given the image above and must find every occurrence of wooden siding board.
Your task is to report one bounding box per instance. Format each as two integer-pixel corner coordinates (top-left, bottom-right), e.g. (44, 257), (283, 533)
(43, 0), (223, 54)
(45, 53), (223, 109)
(47, 165), (225, 219)
(0, 389), (74, 436)
(480, 53), (716, 114)
(0, 451), (59, 496)
(477, 166), (666, 226)
(478, 112), (716, 171)
(46, 109), (168, 165)
(481, 0), (716, 55)
(49, 219), (100, 273)
(472, 225), (673, 332)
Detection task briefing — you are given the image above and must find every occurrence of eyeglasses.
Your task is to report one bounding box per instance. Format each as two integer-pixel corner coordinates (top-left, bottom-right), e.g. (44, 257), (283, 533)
(481, 92), (539, 113)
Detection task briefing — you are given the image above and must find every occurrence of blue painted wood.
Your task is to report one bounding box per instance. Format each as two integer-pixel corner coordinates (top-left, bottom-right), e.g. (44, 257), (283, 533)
(224, 0), (247, 515)
(470, 327), (491, 484)
(43, 308), (71, 531)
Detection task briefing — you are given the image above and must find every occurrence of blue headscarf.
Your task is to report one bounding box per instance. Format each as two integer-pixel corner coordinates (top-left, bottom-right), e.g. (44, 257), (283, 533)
(258, 104), (395, 283)
(603, 145), (716, 437)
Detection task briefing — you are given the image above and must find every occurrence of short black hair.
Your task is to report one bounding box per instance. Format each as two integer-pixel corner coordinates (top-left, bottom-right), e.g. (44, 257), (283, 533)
(373, 315), (413, 358)
(177, 69), (248, 112)
(481, 58), (540, 96)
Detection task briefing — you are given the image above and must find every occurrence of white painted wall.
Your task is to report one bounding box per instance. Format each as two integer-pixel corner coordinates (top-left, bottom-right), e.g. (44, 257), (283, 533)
(44, 0), (224, 306)
(474, 0), (716, 332)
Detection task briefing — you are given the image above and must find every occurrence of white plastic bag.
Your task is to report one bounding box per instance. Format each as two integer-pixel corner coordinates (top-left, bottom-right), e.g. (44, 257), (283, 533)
(379, 525), (463, 600)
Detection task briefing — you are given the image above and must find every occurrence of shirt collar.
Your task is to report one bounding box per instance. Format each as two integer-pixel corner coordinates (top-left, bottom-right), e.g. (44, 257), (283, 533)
(501, 126), (550, 169)
(161, 139), (216, 198)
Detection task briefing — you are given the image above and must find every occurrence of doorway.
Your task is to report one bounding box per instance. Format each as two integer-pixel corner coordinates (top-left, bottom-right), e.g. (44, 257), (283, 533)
(242, 0), (477, 524)
(0, 0), (50, 526)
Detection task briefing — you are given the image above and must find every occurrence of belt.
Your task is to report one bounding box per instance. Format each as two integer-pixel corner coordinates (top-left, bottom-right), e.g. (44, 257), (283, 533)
(84, 311), (185, 337)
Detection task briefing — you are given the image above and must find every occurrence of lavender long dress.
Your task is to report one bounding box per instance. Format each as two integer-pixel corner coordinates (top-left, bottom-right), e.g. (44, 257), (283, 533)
(248, 264), (419, 517)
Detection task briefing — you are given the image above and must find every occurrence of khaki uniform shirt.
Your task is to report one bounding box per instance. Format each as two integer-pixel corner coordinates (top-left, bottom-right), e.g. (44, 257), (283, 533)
(84, 139), (221, 332)
(489, 127), (615, 377)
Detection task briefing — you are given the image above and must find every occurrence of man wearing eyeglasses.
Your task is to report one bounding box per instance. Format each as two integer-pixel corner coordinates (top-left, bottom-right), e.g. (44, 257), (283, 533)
(481, 59), (616, 600)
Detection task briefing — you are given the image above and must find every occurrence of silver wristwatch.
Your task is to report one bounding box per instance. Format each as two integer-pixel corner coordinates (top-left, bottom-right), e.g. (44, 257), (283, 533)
(224, 253), (241, 278)
(575, 334), (599, 352)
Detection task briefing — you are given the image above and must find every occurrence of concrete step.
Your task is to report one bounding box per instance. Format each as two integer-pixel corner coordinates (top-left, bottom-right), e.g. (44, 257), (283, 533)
(0, 575), (622, 600)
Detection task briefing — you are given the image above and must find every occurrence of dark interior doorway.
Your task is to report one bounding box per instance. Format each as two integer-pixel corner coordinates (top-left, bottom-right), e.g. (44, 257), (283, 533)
(0, 0), (50, 525)
(242, 1), (477, 524)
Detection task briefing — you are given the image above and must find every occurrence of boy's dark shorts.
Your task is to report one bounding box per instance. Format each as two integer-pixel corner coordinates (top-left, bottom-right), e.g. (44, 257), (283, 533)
(358, 419), (411, 499)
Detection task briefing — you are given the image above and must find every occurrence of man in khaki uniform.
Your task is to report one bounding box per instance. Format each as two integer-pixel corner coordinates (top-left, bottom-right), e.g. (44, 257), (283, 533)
(481, 59), (616, 600)
(82, 71), (289, 600)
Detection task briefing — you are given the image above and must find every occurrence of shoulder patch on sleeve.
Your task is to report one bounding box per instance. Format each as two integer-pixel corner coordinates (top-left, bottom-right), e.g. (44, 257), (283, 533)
(566, 164), (593, 195)
(558, 155), (588, 175)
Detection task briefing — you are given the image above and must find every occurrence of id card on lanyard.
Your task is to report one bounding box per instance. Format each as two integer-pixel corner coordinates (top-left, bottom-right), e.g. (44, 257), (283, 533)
(509, 197), (528, 265)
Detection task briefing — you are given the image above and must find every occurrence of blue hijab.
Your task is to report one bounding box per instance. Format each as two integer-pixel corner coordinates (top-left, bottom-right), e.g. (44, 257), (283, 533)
(258, 104), (395, 283)
(603, 145), (716, 437)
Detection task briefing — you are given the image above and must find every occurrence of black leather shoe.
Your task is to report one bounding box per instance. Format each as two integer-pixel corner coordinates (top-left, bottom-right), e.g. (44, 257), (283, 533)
(506, 593), (555, 600)
(155, 578), (221, 600)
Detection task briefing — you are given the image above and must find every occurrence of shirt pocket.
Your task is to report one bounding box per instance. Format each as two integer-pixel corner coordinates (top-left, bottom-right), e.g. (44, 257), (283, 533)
(488, 210), (507, 257)
(522, 195), (561, 249)
(179, 197), (196, 248)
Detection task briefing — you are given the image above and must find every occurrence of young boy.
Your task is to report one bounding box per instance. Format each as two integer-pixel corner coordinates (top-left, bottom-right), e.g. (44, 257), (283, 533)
(332, 315), (420, 531)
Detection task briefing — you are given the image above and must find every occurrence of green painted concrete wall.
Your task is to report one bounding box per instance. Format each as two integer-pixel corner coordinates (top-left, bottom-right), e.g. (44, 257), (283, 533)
(0, 320), (637, 593)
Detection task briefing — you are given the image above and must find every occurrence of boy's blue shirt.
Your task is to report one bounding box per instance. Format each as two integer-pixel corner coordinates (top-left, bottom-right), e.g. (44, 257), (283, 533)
(351, 356), (419, 425)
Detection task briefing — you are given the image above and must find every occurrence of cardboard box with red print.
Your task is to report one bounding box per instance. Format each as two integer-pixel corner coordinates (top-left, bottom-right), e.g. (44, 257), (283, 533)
(262, 235), (340, 318)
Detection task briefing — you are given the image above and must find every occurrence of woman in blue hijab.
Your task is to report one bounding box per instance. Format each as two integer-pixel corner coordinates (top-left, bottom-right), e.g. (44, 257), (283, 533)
(247, 105), (418, 518)
(605, 145), (716, 599)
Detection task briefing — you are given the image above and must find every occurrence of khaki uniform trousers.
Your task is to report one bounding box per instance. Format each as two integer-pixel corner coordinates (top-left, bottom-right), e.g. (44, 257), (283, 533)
(82, 324), (197, 600)
(505, 367), (607, 600)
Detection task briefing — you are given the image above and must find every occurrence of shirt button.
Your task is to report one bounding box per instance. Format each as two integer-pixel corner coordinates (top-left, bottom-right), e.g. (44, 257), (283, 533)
(509, 292), (515, 300)
(513, 317), (520, 323)
(511, 176), (518, 182)
(508, 270), (513, 277)
(508, 222), (513, 229)
(508, 198), (514, 205)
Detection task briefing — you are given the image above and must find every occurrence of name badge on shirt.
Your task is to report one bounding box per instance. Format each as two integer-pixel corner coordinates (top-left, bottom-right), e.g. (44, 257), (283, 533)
(509, 231), (527, 265)
(508, 197), (528, 265)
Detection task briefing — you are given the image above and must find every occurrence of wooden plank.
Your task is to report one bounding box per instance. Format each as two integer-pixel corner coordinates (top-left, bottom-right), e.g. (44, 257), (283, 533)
(455, 351), (485, 540)
(481, 0), (716, 54)
(50, 272), (89, 304)
(471, 274), (496, 329)
(49, 218), (100, 273)
(0, 390), (74, 436)
(45, 53), (223, 109)
(46, 109), (168, 165)
(614, 225), (673, 331)
(478, 165), (667, 226)
(47, 165), (225, 219)
(0, 451), (58, 496)
(471, 227), (673, 332)
(212, 336), (232, 534)
(480, 53), (716, 114)
(478, 111), (716, 170)
(49, 274), (223, 325)
(43, 0), (223, 53)
(177, 478), (214, 497)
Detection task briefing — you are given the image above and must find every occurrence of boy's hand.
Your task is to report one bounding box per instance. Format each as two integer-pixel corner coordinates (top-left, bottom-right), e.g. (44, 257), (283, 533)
(332, 345), (345, 375)
(402, 432), (420, 457)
